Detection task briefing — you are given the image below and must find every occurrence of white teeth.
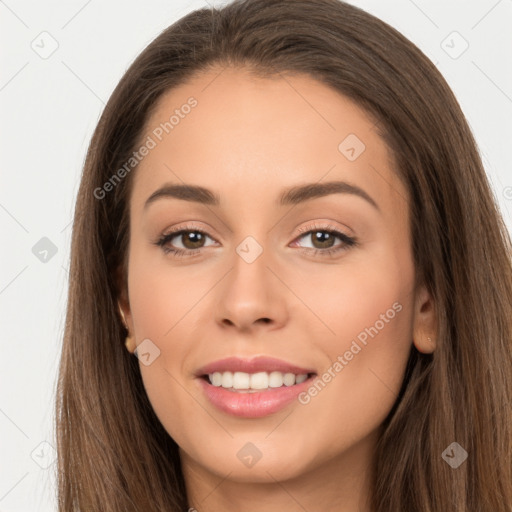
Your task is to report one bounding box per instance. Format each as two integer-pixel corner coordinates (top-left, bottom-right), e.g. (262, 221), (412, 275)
(207, 371), (310, 390)
(268, 371), (283, 387)
(283, 373), (295, 386)
(221, 371), (233, 388)
(211, 372), (223, 387)
(250, 372), (268, 389)
(233, 371), (250, 389)
(295, 374), (308, 384)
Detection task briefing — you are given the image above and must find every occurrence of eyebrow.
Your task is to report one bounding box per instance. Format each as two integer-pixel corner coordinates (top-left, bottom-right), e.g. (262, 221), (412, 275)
(144, 180), (379, 211)
(279, 180), (379, 211)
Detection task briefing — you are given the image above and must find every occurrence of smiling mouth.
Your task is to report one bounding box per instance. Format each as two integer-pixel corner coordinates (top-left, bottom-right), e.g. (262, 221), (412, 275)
(200, 371), (317, 392)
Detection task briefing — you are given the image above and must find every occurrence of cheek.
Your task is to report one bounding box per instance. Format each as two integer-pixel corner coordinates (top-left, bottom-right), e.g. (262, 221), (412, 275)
(298, 315), (411, 459)
(287, 244), (413, 353)
(126, 252), (206, 437)
(291, 256), (414, 446)
(127, 246), (220, 343)
(289, 251), (412, 397)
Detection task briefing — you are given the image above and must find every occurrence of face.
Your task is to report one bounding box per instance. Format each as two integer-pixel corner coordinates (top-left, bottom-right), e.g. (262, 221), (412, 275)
(119, 66), (433, 487)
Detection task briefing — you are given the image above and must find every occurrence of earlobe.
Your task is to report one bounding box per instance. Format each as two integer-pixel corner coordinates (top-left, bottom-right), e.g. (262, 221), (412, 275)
(412, 284), (437, 354)
(414, 335), (436, 354)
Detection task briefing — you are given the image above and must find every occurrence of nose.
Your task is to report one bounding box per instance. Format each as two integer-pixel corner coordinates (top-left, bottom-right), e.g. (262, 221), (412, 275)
(214, 244), (289, 333)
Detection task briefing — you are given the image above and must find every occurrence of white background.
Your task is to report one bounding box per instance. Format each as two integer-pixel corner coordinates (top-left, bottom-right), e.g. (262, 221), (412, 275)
(1, 0), (511, 510)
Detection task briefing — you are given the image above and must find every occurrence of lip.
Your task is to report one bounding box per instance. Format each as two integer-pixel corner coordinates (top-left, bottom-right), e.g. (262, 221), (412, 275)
(197, 374), (316, 418)
(195, 356), (316, 376)
(195, 356), (317, 418)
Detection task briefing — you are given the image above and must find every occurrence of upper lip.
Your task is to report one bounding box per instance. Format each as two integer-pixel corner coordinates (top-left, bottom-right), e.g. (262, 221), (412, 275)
(195, 356), (316, 377)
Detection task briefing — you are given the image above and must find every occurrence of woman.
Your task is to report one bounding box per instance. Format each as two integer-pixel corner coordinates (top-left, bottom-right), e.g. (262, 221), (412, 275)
(55, 0), (512, 510)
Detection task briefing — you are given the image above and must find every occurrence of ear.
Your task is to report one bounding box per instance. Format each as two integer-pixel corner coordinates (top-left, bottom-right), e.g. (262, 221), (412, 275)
(412, 283), (437, 354)
(115, 264), (133, 334)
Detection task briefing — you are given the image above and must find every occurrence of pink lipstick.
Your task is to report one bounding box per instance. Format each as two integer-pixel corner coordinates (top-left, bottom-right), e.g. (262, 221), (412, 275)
(195, 356), (317, 418)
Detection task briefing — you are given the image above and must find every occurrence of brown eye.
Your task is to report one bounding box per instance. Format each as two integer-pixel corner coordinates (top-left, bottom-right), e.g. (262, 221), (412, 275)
(175, 231), (207, 249)
(308, 231), (337, 249)
(292, 226), (357, 257)
(156, 228), (217, 256)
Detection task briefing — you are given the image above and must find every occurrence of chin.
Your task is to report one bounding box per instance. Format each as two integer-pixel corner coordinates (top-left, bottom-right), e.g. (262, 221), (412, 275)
(185, 440), (315, 483)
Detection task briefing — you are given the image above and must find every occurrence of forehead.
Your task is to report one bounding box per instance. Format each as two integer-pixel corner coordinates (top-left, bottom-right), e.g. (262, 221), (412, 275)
(131, 66), (407, 216)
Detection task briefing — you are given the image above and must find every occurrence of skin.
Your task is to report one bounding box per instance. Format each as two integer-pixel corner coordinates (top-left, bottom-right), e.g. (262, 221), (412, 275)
(119, 66), (437, 512)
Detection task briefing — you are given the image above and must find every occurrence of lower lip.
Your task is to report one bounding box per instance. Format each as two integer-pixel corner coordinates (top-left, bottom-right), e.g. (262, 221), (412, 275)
(197, 375), (315, 418)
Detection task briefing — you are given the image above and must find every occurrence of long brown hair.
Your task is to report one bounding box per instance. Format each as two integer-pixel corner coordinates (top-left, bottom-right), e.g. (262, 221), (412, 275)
(54, 0), (512, 510)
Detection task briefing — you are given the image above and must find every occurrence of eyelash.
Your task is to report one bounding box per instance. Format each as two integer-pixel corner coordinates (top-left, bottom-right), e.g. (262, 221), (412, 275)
(154, 222), (357, 259)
